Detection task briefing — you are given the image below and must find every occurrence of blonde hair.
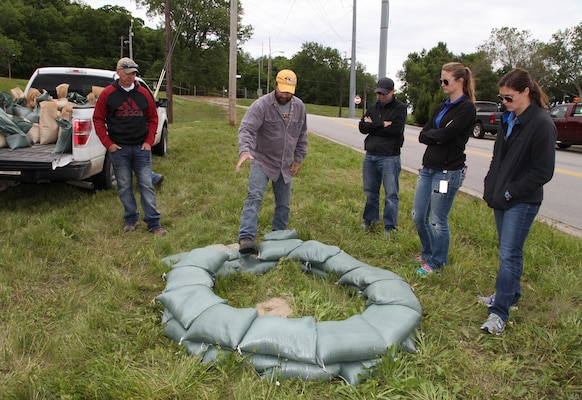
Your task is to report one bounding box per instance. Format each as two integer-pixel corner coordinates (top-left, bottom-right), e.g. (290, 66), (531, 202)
(442, 62), (476, 102)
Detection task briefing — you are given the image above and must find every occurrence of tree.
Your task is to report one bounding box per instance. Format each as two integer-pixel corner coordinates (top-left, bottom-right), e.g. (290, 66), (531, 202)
(478, 27), (541, 73)
(398, 42), (455, 125)
(546, 23), (582, 100)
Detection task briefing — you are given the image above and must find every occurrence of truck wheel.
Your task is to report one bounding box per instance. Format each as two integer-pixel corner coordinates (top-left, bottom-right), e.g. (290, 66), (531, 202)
(557, 143), (571, 149)
(92, 153), (116, 190)
(152, 124), (168, 156)
(472, 122), (485, 138)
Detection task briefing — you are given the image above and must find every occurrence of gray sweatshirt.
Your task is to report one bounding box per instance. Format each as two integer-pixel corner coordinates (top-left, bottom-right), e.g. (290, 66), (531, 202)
(238, 91), (308, 183)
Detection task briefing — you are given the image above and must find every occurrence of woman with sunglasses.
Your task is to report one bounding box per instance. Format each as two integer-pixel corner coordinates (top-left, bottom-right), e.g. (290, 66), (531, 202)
(480, 68), (556, 335)
(412, 62), (476, 275)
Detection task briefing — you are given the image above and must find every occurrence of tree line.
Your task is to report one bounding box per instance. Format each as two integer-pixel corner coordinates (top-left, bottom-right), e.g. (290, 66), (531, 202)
(1, 0), (580, 124)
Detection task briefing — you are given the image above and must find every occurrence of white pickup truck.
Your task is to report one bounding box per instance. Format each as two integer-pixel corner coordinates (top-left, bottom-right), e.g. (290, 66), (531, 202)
(0, 67), (168, 189)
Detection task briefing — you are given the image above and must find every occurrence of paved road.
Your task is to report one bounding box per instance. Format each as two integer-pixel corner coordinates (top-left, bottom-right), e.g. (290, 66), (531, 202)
(307, 114), (582, 237)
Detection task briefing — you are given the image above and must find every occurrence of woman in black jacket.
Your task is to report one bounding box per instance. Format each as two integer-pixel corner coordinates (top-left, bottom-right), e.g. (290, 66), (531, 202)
(412, 62), (476, 275)
(479, 68), (556, 335)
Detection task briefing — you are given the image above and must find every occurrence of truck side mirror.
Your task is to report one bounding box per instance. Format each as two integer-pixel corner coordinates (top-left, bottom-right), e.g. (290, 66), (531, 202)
(157, 98), (169, 108)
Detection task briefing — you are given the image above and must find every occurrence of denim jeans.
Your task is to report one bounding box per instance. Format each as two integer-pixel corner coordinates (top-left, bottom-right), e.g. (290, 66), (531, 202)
(490, 203), (539, 321)
(412, 166), (466, 270)
(238, 161), (292, 241)
(362, 154), (401, 231)
(109, 144), (161, 230)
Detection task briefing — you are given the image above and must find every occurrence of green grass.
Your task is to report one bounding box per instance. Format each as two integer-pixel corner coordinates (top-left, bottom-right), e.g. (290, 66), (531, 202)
(0, 95), (581, 399)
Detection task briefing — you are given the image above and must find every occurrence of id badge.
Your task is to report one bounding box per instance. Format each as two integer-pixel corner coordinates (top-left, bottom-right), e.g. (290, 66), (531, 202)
(439, 180), (448, 193)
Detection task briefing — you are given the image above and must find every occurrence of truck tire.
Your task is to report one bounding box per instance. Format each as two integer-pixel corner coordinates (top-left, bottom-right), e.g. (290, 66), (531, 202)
(92, 153), (116, 190)
(557, 143), (571, 149)
(472, 122), (485, 138)
(152, 124), (168, 156)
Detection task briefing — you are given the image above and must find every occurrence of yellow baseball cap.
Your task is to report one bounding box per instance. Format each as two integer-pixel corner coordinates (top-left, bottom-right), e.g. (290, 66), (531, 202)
(276, 69), (297, 94)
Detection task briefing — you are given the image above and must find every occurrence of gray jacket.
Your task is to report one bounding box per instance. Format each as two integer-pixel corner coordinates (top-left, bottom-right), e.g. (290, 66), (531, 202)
(238, 91), (308, 183)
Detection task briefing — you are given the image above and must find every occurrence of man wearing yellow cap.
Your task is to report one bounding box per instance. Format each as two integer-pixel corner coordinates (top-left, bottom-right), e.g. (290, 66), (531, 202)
(235, 69), (308, 253)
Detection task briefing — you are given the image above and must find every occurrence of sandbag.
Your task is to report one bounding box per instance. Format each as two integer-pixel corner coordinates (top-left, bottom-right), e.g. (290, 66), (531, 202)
(56, 83), (69, 99)
(287, 240), (341, 264)
(171, 247), (230, 276)
(256, 238), (303, 261)
(53, 118), (72, 154)
(27, 123), (40, 144)
(12, 115), (32, 134)
(361, 304), (421, 348)
(239, 315), (317, 364)
(338, 265), (403, 290)
(363, 279), (423, 313)
(164, 266), (215, 291)
(319, 251), (369, 277)
(38, 101), (59, 144)
(316, 315), (387, 365)
(183, 303), (257, 349)
(156, 285), (227, 330)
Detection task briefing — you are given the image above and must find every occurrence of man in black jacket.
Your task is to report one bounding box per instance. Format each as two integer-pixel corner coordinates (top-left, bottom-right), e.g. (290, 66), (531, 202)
(358, 77), (407, 234)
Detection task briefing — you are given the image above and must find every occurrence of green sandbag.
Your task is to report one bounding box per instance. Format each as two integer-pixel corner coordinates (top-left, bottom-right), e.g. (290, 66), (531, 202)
(67, 92), (87, 104)
(163, 317), (187, 343)
(182, 340), (210, 357)
(318, 251), (369, 276)
(12, 115), (32, 134)
(6, 132), (33, 149)
(219, 256), (278, 275)
(156, 285), (227, 330)
(239, 315), (317, 364)
(361, 304), (421, 350)
(338, 265), (403, 291)
(339, 359), (380, 386)
(164, 266), (214, 290)
(171, 247), (230, 276)
(260, 360), (341, 382)
(53, 118), (72, 154)
(263, 228), (299, 240)
(0, 92), (13, 113)
(363, 279), (422, 314)
(316, 315), (386, 366)
(184, 303), (257, 349)
(256, 238), (303, 261)
(0, 108), (25, 137)
(287, 240), (341, 264)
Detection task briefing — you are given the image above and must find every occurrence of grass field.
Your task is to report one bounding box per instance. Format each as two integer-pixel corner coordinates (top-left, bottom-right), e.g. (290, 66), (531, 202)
(0, 83), (581, 399)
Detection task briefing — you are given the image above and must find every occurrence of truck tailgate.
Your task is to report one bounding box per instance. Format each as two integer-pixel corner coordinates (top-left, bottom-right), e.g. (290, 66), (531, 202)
(0, 145), (73, 171)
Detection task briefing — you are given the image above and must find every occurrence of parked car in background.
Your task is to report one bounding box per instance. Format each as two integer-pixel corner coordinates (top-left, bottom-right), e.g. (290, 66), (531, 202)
(550, 102), (582, 149)
(472, 100), (502, 138)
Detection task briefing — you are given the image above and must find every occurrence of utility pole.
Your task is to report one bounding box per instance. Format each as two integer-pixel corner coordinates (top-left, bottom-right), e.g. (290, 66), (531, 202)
(228, 0), (237, 126)
(165, 0), (173, 123)
(378, 0), (389, 79)
(128, 20), (134, 60)
(348, 0), (357, 119)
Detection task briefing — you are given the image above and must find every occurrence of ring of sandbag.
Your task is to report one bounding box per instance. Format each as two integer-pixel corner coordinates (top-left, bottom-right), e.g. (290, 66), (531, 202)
(157, 231), (422, 385)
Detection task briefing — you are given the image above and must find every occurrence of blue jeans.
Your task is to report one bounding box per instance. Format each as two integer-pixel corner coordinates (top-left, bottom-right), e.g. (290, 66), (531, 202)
(109, 145), (161, 230)
(362, 154), (401, 231)
(412, 166), (466, 270)
(490, 203), (539, 321)
(238, 162), (292, 241)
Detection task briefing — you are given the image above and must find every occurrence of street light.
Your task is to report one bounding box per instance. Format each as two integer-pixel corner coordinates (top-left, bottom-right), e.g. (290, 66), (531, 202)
(267, 50), (284, 93)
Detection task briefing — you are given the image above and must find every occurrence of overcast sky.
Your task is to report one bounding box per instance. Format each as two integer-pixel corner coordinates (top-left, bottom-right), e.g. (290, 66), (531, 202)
(83, 0), (582, 89)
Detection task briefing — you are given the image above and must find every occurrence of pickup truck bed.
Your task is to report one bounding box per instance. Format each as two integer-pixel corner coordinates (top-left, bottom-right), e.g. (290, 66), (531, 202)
(0, 144), (93, 182)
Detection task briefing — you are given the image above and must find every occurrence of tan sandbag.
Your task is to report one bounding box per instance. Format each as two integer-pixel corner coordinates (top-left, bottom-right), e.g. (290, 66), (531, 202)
(60, 102), (75, 122)
(56, 83), (69, 99)
(92, 86), (104, 97)
(27, 122), (40, 144)
(56, 98), (69, 110)
(39, 101), (59, 144)
(87, 92), (96, 105)
(11, 87), (25, 101)
(0, 134), (7, 148)
(26, 88), (41, 109)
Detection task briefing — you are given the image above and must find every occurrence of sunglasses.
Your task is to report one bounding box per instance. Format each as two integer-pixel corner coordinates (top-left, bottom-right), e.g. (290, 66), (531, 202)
(497, 94), (515, 103)
(121, 63), (139, 69)
(439, 79), (452, 86)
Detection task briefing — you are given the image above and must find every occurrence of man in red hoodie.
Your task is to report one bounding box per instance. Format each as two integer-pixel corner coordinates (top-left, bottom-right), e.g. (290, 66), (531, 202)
(93, 57), (167, 236)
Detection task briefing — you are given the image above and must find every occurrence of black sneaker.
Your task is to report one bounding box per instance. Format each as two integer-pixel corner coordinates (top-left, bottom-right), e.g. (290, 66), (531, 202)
(239, 238), (257, 254)
(153, 175), (164, 190)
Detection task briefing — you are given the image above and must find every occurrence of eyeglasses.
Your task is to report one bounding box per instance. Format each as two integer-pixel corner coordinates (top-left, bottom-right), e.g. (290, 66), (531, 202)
(439, 79), (451, 86)
(497, 94), (515, 103)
